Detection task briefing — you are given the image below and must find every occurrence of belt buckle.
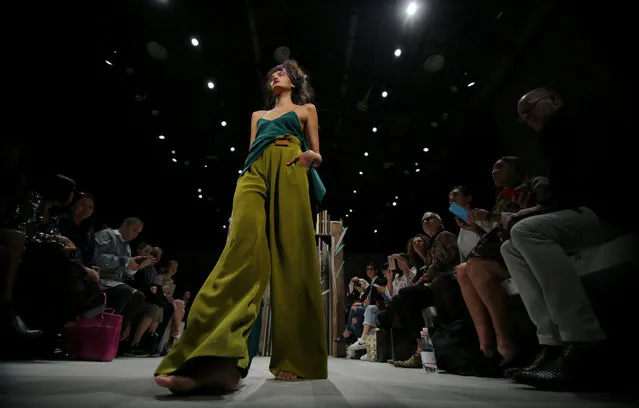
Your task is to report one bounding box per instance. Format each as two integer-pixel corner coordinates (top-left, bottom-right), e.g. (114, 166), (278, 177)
(275, 139), (289, 146)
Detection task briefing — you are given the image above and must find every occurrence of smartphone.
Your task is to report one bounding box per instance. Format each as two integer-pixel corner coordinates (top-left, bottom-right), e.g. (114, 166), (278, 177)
(449, 202), (470, 223)
(387, 255), (396, 270)
(135, 256), (149, 265)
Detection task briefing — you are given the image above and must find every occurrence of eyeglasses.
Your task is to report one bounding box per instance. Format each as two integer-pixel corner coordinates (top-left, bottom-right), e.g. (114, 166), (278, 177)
(422, 216), (436, 223)
(518, 94), (552, 122)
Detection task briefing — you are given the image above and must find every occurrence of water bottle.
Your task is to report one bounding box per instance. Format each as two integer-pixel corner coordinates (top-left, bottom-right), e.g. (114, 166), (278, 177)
(420, 327), (438, 373)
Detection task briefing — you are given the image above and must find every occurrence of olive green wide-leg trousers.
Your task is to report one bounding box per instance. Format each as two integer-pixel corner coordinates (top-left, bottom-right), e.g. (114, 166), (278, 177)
(155, 136), (328, 379)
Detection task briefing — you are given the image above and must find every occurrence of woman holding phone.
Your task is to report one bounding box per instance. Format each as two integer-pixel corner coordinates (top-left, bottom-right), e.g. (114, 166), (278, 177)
(456, 156), (547, 366)
(154, 60), (327, 394)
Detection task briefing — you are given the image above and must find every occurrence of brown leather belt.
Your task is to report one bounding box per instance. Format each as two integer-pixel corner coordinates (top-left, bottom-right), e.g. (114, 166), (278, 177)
(275, 139), (289, 146)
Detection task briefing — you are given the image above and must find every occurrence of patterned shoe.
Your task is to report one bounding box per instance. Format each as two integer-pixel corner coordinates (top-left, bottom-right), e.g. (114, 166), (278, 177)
(393, 353), (422, 368)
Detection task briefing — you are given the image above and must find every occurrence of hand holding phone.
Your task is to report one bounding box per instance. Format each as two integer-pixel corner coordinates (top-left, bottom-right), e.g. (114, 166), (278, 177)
(387, 255), (397, 270)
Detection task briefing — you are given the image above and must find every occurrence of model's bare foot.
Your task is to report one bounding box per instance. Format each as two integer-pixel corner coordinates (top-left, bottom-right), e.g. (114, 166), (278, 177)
(274, 371), (298, 381)
(155, 359), (241, 394)
(155, 374), (199, 392)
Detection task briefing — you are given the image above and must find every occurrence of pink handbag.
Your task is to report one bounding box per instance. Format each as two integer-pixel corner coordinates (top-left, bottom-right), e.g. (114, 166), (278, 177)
(63, 294), (123, 362)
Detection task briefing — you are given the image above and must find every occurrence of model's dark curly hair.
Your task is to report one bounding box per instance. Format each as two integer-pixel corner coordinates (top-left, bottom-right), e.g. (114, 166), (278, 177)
(264, 59), (314, 108)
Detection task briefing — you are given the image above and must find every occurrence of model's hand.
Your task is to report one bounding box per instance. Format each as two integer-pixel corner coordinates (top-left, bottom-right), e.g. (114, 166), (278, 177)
(286, 150), (321, 168)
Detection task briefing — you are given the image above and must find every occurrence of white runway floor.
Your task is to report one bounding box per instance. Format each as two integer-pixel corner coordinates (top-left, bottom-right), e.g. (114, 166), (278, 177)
(1, 356), (636, 408)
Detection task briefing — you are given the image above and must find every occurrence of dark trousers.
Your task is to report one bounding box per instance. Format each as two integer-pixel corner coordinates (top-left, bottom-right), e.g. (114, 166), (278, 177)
(153, 301), (175, 341)
(430, 272), (469, 325)
(391, 285), (434, 339)
(103, 284), (145, 328)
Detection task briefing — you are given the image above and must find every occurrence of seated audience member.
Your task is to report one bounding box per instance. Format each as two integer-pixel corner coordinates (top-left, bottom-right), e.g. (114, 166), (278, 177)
(93, 217), (154, 340)
(449, 186), (492, 262)
(155, 260), (185, 346)
(499, 88), (632, 390)
(391, 213), (460, 368)
(455, 157), (548, 366)
(123, 243), (164, 357)
(345, 264), (387, 355)
(336, 263), (379, 345)
(58, 192), (101, 296)
(10, 175), (95, 355)
(0, 137), (40, 346)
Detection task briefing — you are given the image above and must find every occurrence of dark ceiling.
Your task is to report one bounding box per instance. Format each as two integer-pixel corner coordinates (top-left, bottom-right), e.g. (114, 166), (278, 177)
(14, 0), (588, 254)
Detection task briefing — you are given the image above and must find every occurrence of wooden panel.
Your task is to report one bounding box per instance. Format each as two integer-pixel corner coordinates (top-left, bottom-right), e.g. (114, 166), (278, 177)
(330, 221), (346, 357)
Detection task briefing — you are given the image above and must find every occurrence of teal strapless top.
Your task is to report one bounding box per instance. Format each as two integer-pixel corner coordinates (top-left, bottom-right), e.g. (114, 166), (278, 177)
(240, 110), (326, 208)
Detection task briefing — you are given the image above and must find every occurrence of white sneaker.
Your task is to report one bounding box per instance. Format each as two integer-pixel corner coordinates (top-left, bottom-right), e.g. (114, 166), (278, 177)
(360, 353), (369, 361)
(347, 338), (367, 352)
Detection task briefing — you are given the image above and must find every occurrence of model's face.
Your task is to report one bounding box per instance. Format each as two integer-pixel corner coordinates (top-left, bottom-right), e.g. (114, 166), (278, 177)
(270, 70), (293, 92)
(72, 197), (94, 221)
(412, 237), (425, 251)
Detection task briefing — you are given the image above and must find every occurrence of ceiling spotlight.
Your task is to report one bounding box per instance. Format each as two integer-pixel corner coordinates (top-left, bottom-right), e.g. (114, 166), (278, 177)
(395, 196), (399, 199)
(171, 158), (177, 163)
(238, 170), (242, 174)
(394, 48), (402, 57)
(197, 188), (202, 193)
(406, 2), (418, 16)
(223, 225), (227, 229)
(359, 171), (363, 175)
(374, 229), (378, 233)
(191, 37), (199, 47)
(423, 147), (429, 152)
(414, 162), (419, 166)
(345, 214), (349, 218)
(198, 194), (203, 199)
(221, 121), (227, 127)
(158, 135), (165, 140)
(381, 91), (388, 98)
(364, 152), (369, 157)
(204, 164), (208, 168)
(349, 209), (353, 213)
(467, 82), (476, 87)
(105, 60), (113, 66)
(372, 127), (377, 133)
(392, 202), (397, 206)
(353, 190), (357, 194)
(171, 150), (176, 154)
(416, 168), (421, 172)
(230, 147), (236, 152)
(207, 81), (215, 89)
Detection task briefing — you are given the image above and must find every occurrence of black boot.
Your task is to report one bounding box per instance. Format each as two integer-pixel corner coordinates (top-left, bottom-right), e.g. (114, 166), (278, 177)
(513, 342), (609, 390)
(504, 345), (562, 378)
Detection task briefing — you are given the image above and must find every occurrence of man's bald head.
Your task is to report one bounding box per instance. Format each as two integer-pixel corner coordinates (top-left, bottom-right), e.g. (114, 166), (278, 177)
(517, 87), (563, 131)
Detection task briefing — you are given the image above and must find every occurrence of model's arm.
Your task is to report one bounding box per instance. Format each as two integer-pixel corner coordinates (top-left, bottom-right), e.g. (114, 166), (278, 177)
(249, 110), (265, 150)
(304, 104), (322, 167)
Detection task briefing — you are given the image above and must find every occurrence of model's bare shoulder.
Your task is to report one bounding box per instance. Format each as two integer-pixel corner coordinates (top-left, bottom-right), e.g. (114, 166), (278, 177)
(252, 110), (267, 120)
(303, 103), (317, 112)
